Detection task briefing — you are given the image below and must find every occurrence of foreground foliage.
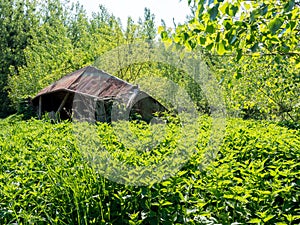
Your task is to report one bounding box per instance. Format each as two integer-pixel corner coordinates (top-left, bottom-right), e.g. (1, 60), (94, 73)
(0, 116), (299, 224)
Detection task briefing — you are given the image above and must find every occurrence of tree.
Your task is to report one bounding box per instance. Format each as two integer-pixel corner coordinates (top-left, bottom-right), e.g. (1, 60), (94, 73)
(95, 8), (158, 81)
(0, 0), (39, 117)
(7, 2), (128, 109)
(168, 0), (299, 62)
(7, 0), (75, 106)
(159, 0), (300, 124)
(138, 8), (157, 42)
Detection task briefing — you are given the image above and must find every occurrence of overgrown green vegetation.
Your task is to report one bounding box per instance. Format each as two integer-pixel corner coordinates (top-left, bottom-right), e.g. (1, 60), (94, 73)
(1, 0), (299, 224)
(0, 116), (299, 224)
(0, 0), (158, 117)
(161, 0), (300, 126)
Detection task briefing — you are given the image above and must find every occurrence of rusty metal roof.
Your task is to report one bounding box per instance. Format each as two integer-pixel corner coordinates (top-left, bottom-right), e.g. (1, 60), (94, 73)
(32, 66), (137, 105)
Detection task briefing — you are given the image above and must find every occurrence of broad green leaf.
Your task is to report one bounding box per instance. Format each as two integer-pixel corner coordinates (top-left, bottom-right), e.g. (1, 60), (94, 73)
(260, 3), (268, 16)
(206, 24), (215, 33)
(225, 21), (232, 30)
(244, 2), (251, 10)
(217, 41), (226, 55)
(263, 214), (275, 222)
(287, 21), (296, 31)
(206, 42), (214, 50)
(268, 17), (284, 35)
(223, 194), (234, 199)
(228, 5), (239, 17)
(284, 0), (295, 12)
(209, 4), (220, 21)
(161, 180), (172, 186)
(219, 2), (229, 15)
(199, 36), (206, 45)
(249, 218), (262, 223)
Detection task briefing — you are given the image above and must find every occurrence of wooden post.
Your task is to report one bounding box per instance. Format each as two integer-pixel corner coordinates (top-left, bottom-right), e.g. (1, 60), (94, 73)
(56, 92), (70, 115)
(38, 96), (42, 119)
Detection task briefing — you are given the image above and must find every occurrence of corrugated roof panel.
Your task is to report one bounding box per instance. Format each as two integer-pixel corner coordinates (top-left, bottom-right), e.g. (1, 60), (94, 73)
(34, 67), (85, 98)
(32, 66), (137, 104)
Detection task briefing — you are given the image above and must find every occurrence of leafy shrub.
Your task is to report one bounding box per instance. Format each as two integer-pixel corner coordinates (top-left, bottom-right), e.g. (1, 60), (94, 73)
(212, 55), (300, 125)
(0, 117), (299, 224)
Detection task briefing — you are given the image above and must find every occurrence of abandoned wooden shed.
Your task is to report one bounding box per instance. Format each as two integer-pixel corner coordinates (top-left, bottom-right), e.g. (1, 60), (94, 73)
(31, 66), (166, 122)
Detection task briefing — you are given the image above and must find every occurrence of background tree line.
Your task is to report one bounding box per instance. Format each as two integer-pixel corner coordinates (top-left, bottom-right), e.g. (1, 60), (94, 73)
(0, 0), (158, 118)
(1, 0), (299, 127)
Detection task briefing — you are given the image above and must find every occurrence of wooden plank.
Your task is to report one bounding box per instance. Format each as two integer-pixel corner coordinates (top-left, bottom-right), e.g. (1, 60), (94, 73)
(56, 92), (70, 115)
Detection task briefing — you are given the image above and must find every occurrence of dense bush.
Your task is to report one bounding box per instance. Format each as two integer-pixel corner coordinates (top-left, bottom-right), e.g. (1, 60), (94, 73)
(209, 54), (300, 125)
(0, 116), (299, 224)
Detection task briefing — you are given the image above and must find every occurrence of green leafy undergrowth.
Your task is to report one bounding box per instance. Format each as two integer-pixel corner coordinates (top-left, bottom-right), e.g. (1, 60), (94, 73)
(0, 116), (299, 224)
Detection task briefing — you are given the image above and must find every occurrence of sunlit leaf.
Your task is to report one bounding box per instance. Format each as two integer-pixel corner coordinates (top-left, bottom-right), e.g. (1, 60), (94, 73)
(268, 17), (284, 35)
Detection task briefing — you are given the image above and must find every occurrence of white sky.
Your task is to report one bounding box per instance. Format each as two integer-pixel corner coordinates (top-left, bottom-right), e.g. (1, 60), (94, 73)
(71, 0), (192, 28)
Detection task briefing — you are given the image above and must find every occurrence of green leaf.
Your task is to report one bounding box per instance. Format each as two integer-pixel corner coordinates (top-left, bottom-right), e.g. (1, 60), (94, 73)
(206, 42), (214, 51)
(234, 70), (242, 79)
(161, 201), (173, 206)
(183, 32), (189, 41)
(224, 19), (232, 30)
(223, 194), (234, 199)
(258, 190), (271, 195)
(284, 0), (295, 12)
(236, 49), (243, 61)
(158, 26), (164, 34)
(260, 3), (268, 16)
(263, 214), (275, 222)
(160, 31), (168, 40)
(228, 5), (239, 17)
(248, 218), (262, 223)
(206, 24), (215, 34)
(288, 21), (296, 31)
(268, 18), (284, 35)
(161, 180), (171, 186)
(250, 43), (259, 52)
(199, 36), (206, 45)
(209, 4), (220, 21)
(229, 34), (237, 45)
(217, 41), (226, 55)
(219, 2), (229, 15)
(244, 3), (251, 10)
